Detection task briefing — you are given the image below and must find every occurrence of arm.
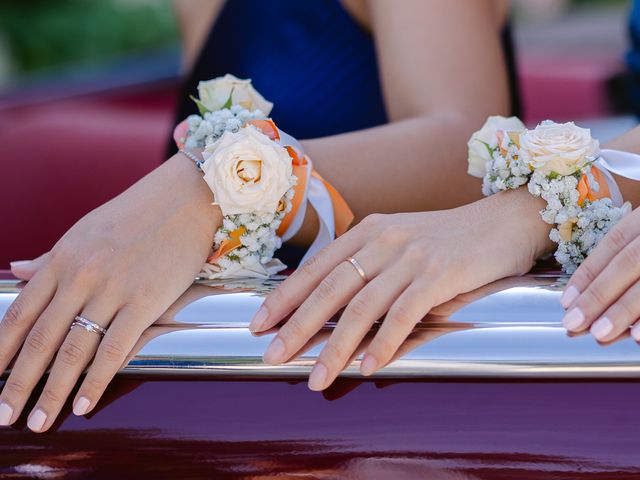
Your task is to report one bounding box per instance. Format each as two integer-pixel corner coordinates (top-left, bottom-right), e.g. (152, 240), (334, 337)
(600, 125), (640, 206)
(303, 0), (510, 220)
(2, 154), (222, 432)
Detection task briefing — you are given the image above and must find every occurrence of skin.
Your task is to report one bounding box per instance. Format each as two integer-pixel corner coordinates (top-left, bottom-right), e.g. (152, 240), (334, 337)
(251, 188), (555, 390)
(251, 130), (640, 391)
(3, 0), (510, 432)
(560, 126), (640, 342)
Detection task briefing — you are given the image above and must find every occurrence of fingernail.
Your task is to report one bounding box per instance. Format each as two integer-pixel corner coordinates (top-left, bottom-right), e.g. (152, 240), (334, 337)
(308, 362), (328, 391)
(591, 317), (613, 340)
(360, 354), (378, 376)
(73, 396), (91, 416)
(631, 323), (640, 342)
(249, 306), (269, 332)
(27, 408), (47, 432)
(560, 286), (580, 309)
(0, 402), (13, 425)
(9, 260), (31, 269)
(263, 337), (285, 364)
(562, 307), (585, 331)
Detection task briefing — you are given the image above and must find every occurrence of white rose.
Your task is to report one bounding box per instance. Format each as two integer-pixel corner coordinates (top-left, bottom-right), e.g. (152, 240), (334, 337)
(467, 116), (526, 177)
(519, 121), (599, 176)
(202, 126), (293, 216)
(198, 74), (273, 115)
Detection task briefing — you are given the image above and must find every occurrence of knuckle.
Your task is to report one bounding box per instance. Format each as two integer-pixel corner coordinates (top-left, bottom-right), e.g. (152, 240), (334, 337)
(607, 227), (629, 252)
(319, 342), (345, 369)
(315, 275), (339, 302)
(579, 262), (597, 284)
(376, 226), (397, 246)
(83, 377), (106, 394)
(59, 340), (87, 366)
(2, 299), (26, 329)
(370, 335), (397, 360)
(360, 213), (385, 230)
(583, 285), (608, 309)
(623, 241), (640, 265)
(100, 340), (126, 364)
(24, 327), (50, 355)
(41, 388), (62, 404)
(403, 244), (424, 262)
(388, 303), (416, 328)
(4, 378), (28, 396)
(610, 300), (635, 322)
(347, 294), (373, 320)
(280, 317), (305, 344)
(298, 254), (321, 279)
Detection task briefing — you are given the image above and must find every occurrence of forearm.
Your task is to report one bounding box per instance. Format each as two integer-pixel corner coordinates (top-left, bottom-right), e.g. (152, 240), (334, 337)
(288, 113), (493, 246)
(603, 127), (640, 206)
(303, 113), (488, 220)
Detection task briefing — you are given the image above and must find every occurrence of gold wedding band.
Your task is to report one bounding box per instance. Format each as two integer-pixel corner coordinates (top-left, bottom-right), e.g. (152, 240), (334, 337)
(346, 256), (368, 282)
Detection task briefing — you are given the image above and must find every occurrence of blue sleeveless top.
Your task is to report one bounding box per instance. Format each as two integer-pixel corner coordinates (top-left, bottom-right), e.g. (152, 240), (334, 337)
(172, 0), (520, 145)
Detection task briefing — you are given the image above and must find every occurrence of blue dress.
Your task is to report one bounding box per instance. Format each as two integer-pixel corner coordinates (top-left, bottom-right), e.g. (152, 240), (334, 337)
(628, 0), (640, 115)
(171, 0), (520, 144)
(170, 0), (520, 265)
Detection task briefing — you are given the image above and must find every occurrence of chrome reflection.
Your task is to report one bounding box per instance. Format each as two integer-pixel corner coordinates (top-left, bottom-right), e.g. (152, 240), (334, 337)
(2, 274), (640, 379)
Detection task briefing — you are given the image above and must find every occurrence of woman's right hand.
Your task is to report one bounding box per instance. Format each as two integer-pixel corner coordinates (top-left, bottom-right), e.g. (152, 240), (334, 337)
(251, 187), (554, 391)
(1, 153), (220, 433)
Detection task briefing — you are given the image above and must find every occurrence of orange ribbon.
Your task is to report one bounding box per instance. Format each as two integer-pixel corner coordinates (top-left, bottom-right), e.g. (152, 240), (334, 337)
(577, 166), (611, 206)
(207, 226), (246, 264)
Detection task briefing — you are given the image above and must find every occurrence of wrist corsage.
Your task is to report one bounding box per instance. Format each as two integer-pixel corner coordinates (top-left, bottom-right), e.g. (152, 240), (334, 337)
(468, 117), (636, 273)
(174, 74), (353, 279)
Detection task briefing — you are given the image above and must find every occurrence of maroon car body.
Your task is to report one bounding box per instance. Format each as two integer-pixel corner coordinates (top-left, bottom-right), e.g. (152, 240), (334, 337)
(1, 272), (640, 479)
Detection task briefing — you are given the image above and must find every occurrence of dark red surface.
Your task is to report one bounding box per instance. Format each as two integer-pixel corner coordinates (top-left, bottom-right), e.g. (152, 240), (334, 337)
(0, 376), (638, 479)
(0, 84), (177, 268)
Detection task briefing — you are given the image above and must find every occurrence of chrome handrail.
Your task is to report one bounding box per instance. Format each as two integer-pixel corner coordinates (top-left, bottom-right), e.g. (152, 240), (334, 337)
(2, 274), (640, 379)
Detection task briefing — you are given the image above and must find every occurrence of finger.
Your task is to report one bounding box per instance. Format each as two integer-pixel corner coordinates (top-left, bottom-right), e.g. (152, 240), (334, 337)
(10, 253), (51, 281)
(26, 301), (115, 433)
(584, 279), (640, 343)
(363, 278), (437, 376)
(73, 305), (149, 417)
(561, 214), (640, 308)
(0, 268), (56, 375)
(308, 266), (411, 391)
(262, 250), (378, 365)
(561, 236), (640, 333)
(0, 289), (83, 426)
(250, 229), (363, 332)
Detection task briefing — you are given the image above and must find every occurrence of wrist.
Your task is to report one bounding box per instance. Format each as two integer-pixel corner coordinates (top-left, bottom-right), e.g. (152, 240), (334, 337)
(166, 153), (222, 237)
(485, 187), (554, 275)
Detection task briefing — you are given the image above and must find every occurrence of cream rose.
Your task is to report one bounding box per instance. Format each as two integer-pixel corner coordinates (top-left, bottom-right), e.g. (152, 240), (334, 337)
(519, 121), (599, 176)
(467, 116), (526, 177)
(201, 126), (293, 216)
(198, 74), (273, 115)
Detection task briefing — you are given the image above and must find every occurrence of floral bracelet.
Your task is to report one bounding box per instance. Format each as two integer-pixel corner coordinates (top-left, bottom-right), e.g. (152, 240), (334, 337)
(468, 117), (631, 273)
(174, 74), (353, 279)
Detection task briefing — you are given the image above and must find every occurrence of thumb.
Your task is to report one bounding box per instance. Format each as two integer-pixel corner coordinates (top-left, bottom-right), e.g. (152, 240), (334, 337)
(10, 252), (50, 280)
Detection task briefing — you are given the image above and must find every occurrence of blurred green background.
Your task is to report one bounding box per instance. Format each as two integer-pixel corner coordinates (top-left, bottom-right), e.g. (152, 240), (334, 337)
(0, 0), (177, 85)
(0, 0), (630, 88)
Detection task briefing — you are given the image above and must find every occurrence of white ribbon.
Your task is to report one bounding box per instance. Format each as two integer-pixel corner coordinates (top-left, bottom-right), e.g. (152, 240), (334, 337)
(277, 128), (337, 263)
(597, 149), (640, 207)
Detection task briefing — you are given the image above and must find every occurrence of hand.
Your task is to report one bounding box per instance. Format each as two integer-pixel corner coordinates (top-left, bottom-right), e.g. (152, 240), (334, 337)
(561, 206), (640, 342)
(1, 154), (220, 432)
(250, 188), (552, 391)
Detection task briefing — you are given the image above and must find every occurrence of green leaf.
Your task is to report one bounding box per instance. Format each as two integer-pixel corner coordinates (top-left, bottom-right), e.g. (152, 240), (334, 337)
(189, 95), (210, 115)
(222, 87), (234, 110)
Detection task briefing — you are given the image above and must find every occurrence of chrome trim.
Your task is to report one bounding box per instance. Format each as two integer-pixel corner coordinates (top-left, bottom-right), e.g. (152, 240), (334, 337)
(2, 274), (640, 379)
